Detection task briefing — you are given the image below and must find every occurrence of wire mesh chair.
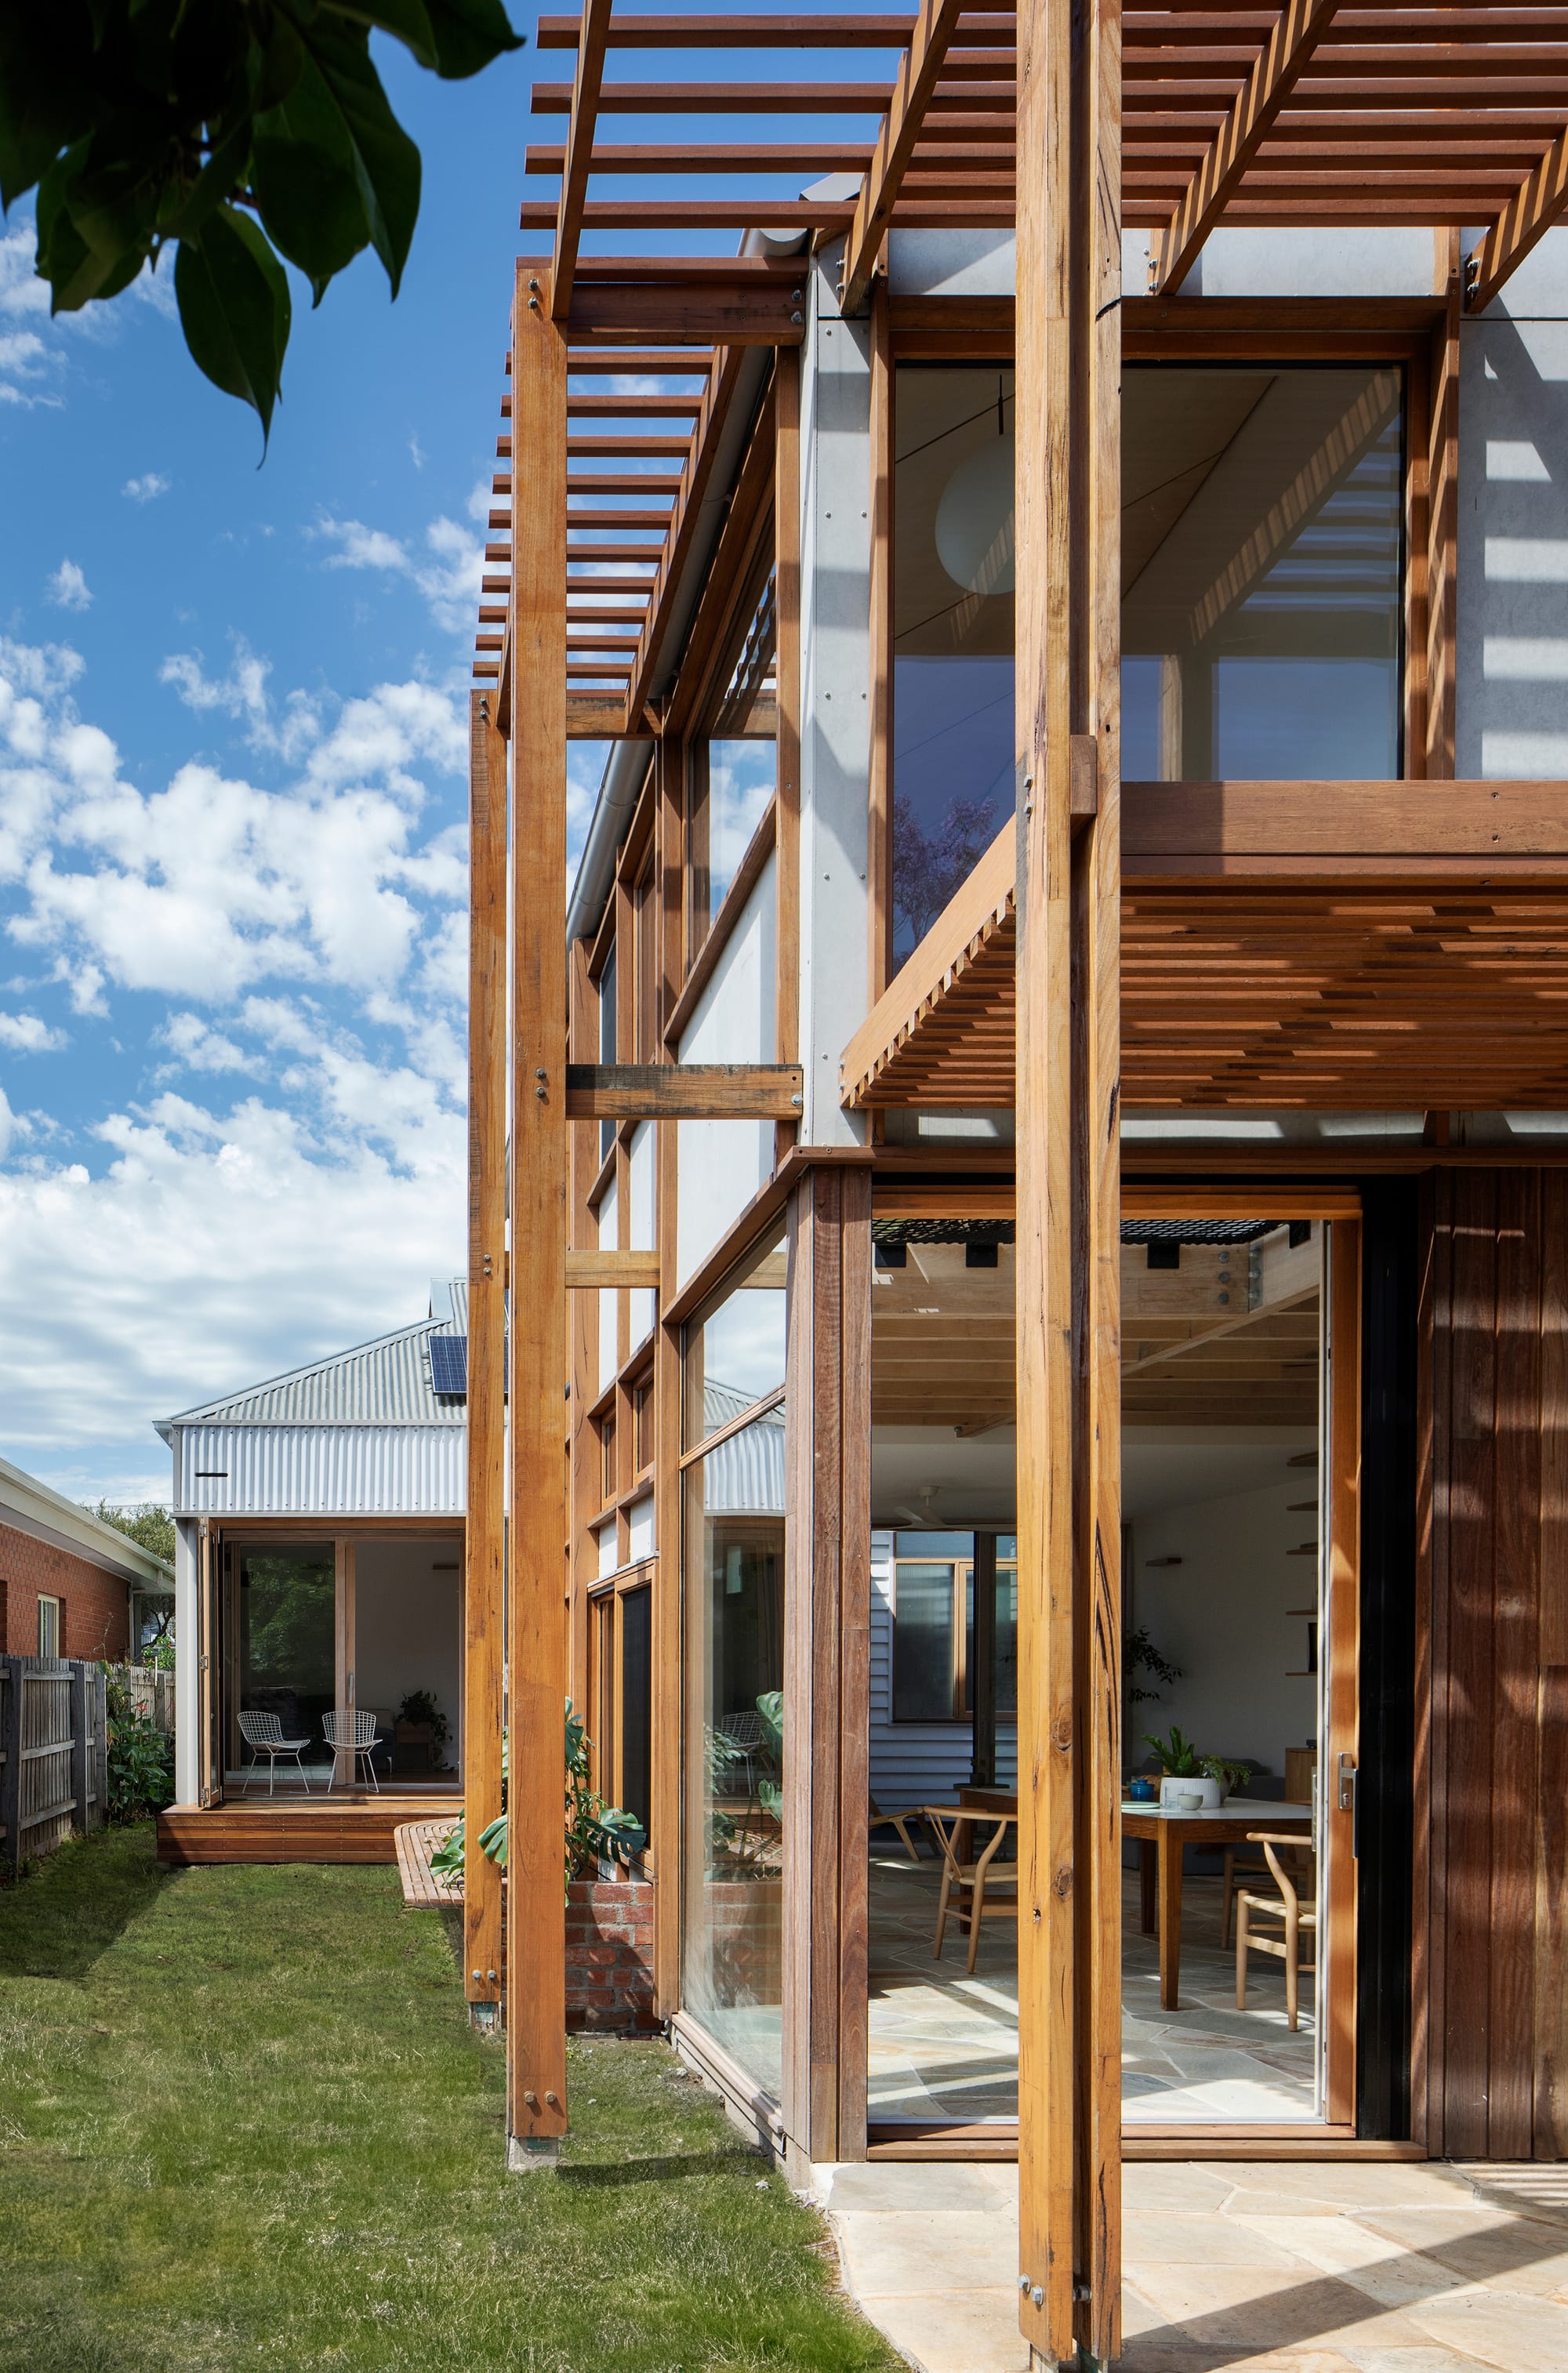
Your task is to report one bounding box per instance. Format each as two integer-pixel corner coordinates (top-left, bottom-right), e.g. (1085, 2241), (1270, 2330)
(321, 1709), (384, 1794)
(238, 1709), (312, 1797)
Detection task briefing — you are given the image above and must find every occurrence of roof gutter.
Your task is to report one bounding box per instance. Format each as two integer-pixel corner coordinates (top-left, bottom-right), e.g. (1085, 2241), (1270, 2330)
(564, 222), (811, 949)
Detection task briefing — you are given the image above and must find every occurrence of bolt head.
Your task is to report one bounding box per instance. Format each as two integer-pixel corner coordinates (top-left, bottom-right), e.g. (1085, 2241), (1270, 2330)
(1031, 2285), (1044, 2309)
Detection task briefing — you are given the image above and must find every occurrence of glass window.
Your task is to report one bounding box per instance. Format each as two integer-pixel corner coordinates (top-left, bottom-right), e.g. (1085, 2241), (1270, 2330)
(891, 1534), (1018, 1722)
(620, 1583), (653, 1844)
(691, 560), (777, 946)
(682, 1408), (786, 2095)
(37, 1594), (61, 1657)
(597, 946), (616, 1166)
(684, 1219), (787, 1449)
(1123, 365), (1403, 782)
(892, 368), (1016, 970)
(238, 1547), (334, 1756)
(889, 361), (1404, 967)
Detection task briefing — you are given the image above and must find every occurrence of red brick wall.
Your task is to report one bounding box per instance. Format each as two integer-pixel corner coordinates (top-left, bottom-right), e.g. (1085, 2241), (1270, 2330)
(565, 1876), (658, 2034)
(0, 1522), (130, 1661)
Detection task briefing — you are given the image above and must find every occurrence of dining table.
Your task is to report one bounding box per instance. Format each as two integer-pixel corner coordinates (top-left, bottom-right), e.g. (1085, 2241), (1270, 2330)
(1123, 1798), (1314, 2010)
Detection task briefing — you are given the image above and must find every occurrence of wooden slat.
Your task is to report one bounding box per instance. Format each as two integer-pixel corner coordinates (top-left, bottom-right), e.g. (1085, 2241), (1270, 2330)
(841, 0), (967, 313)
(1426, 256), (1460, 778)
(508, 265), (570, 2161)
(1152, 0), (1344, 292)
(552, 0), (613, 321)
(465, 691), (508, 2012)
(652, 731), (685, 2016)
(1323, 1218), (1361, 2124)
(564, 1061), (804, 1117)
(1468, 119), (1568, 313)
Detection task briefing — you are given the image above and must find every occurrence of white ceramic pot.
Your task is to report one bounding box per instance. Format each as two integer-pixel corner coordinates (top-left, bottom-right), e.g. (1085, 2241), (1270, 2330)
(1160, 1775), (1222, 1811)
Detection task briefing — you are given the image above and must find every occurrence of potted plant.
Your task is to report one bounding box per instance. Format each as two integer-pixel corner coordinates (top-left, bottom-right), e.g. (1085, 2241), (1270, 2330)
(1201, 1755), (1252, 1805)
(396, 1688), (450, 1773)
(1142, 1725), (1221, 1810)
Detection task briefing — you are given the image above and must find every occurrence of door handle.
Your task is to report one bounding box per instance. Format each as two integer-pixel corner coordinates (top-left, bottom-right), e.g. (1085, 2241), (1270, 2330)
(1338, 1753), (1358, 1812)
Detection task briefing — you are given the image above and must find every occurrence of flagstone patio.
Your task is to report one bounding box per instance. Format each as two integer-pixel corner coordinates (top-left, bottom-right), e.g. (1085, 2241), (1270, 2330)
(819, 2156), (1568, 2373)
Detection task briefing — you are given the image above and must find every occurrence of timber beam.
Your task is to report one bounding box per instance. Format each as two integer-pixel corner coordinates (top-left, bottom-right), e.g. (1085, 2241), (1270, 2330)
(1150, 0), (1342, 296)
(1467, 122), (1568, 312)
(564, 1061), (804, 1118)
(840, 0), (966, 314)
(551, 0), (613, 319)
(564, 1249), (661, 1288)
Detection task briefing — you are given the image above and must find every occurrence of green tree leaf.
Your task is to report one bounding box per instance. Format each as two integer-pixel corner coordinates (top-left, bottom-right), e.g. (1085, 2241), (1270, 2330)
(175, 203), (292, 446)
(285, 13), (419, 297)
(343, 0), (524, 79)
(253, 46), (377, 303)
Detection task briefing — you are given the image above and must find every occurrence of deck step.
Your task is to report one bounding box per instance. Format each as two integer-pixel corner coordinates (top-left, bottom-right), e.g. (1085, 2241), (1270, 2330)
(394, 1818), (464, 1905)
(156, 1795), (460, 1867)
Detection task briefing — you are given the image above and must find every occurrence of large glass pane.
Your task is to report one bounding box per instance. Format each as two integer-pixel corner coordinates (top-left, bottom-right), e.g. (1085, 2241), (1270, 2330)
(891, 368), (1016, 969)
(683, 1406), (786, 2095)
(620, 1584), (652, 1844)
(684, 1220), (787, 1447)
(693, 567), (777, 938)
(1122, 365), (1403, 779)
(238, 1546), (333, 1769)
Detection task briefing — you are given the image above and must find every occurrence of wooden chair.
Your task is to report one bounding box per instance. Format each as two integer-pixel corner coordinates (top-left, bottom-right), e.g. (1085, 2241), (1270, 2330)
(922, 1806), (1018, 1974)
(1221, 1845), (1272, 1946)
(869, 1794), (923, 1863)
(1236, 1832), (1319, 2030)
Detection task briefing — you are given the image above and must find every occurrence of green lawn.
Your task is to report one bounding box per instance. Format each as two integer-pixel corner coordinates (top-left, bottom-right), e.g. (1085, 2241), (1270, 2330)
(0, 1827), (899, 2373)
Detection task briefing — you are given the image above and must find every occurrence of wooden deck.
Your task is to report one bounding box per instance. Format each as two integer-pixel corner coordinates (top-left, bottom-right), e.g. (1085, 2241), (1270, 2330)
(394, 1818), (463, 1905)
(157, 1787), (461, 1867)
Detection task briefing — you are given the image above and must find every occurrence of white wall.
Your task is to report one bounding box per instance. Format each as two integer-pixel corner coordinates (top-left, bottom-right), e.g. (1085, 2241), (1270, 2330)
(627, 1120), (655, 1351)
(597, 1174), (619, 1393)
(1126, 1460), (1322, 1782)
(798, 242), (872, 1147)
(1457, 228), (1568, 777)
(174, 1515), (198, 1804)
(676, 849), (777, 1286)
(353, 1538), (462, 1770)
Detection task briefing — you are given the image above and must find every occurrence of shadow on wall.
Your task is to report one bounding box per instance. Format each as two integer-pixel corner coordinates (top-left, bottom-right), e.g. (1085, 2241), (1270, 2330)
(1461, 298), (1568, 778)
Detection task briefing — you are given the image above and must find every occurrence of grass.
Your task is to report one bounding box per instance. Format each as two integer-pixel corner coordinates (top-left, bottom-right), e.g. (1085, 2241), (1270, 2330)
(0, 1827), (901, 2373)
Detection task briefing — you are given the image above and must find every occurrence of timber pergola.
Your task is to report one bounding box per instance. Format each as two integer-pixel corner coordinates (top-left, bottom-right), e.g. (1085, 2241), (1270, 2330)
(467, 5), (1568, 2367)
(475, 1), (1568, 720)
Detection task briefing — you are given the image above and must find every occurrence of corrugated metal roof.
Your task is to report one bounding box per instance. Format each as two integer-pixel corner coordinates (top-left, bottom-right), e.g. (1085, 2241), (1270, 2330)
(174, 1422), (466, 1518)
(162, 1290), (467, 1430)
(699, 1381), (785, 1517)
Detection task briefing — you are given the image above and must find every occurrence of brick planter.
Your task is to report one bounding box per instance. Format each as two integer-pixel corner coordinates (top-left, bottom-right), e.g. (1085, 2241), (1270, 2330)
(565, 1874), (658, 2034)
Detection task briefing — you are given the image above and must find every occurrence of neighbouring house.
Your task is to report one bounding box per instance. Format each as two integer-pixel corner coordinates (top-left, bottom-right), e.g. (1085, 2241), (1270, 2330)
(0, 1452), (172, 1663)
(153, 1286), (466, 1858)
(453, 3), (1568, 2356)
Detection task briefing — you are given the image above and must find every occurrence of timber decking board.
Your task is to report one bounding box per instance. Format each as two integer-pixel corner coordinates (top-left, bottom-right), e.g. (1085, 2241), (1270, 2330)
(394, 1817), (464, 1905)
(157, 1795), (459, 1867)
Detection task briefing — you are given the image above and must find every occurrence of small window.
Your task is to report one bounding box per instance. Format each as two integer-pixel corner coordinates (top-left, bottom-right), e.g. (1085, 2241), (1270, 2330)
(37, 1595), (61, 1657)
(633, 1374), (655, 1475)
(891, 1536), (1018, 1722)
(600, 1412), (617, 1511)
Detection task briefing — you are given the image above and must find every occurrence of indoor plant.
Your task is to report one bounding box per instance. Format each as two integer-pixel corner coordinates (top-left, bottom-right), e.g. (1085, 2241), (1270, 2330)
(1141, 1725), (1221, 1810)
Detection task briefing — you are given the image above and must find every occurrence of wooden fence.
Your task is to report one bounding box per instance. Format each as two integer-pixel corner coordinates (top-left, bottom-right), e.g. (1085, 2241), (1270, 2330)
(110, 1664), (175, 1735)
(0, 1656), (107, 1873)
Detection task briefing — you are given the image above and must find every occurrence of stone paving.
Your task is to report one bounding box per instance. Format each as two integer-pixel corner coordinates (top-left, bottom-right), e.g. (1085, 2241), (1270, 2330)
(818, 2156), (1568, 2373)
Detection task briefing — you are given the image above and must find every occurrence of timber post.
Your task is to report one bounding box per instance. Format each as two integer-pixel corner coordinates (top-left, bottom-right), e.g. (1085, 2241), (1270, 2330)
(506, 261), (571, 2166)
(1015, 0), (1123, 2358)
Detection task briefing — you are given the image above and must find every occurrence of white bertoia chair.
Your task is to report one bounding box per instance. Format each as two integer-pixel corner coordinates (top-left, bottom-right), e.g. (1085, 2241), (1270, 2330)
(322, 1709), (384, 1793)
(238, 1709), (312, 1796)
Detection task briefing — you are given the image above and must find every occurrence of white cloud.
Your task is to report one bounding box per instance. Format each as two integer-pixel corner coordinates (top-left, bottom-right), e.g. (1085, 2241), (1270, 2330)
(123, 471), (171, 503)
(158, 1012), (262, 1075)
(46, 559), (92, 611)
(160, 637), (272, 728)
(0, 1010), (65, 1053)
(309, 494), (486, 635)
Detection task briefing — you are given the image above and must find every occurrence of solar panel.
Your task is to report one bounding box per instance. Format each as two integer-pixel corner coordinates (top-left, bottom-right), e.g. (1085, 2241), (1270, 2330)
(429, 1333), (467, 1399)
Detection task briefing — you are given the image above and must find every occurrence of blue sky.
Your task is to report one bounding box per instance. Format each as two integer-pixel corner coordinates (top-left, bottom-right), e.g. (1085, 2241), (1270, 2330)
(0, 33), (568, 1504)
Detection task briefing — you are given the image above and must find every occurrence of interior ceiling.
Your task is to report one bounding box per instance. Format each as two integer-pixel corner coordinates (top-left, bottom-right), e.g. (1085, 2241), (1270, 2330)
(870, 1224), (1321, 1438)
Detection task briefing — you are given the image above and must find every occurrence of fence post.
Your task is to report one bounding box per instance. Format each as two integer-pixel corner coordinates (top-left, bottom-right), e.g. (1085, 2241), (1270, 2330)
(92, 1667), (108, 1829)
(0, 1656), (19, 1876)
(70, 1661), (89, 1834)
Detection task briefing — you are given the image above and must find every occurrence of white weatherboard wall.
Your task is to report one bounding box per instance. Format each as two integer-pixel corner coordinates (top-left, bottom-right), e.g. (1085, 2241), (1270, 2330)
(1457, 228), (1568, 778)
(1127, 1469), (1320, 1780)
(798, 244), (872, 1147)
(867, 1531), (1018, 1811)
(676, 848), (777, 1287)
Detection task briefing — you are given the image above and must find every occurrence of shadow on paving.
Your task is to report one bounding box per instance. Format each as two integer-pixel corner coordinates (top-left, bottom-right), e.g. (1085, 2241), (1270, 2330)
(0, 1827), (172, 1983)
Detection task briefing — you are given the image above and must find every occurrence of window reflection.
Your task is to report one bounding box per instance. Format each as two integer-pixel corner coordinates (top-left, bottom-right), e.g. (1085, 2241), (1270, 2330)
(691, 560), (777, 945)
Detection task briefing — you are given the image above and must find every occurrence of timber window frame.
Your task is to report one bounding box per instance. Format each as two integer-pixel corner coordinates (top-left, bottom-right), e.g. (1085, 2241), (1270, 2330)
(889, 1540), (1019, 1725)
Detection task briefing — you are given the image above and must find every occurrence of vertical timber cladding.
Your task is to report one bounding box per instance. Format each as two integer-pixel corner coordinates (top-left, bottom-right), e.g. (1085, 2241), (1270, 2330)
(1014, 0), (1121, 2358)
(1417, 1170), (1568, 2161)
(464, 689), (507, 2011)
(782, 1165), (873, 2164)
(506, 264), (569, 2157)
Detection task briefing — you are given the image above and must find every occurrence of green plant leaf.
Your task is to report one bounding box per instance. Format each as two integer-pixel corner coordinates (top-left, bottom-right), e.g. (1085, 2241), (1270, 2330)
(345, 0), (525, 78)
(285, 13), (419, 296)
(253, 45), (377, 302)
(174, 204), (292, 444)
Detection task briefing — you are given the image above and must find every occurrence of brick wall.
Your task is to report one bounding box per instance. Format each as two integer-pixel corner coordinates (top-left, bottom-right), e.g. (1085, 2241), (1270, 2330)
(0, 1522), (130, 1662)
(564, 1875), (658, 2034)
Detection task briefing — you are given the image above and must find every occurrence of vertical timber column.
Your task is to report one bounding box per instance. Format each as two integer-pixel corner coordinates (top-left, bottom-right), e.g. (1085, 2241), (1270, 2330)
(782, 1163), (873, 2168)
(1015, 0), (1122, 2356)
(507, 263), (569, 2165)
(652, 731), (684, 2016)
(465, 688), (507, 2016)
